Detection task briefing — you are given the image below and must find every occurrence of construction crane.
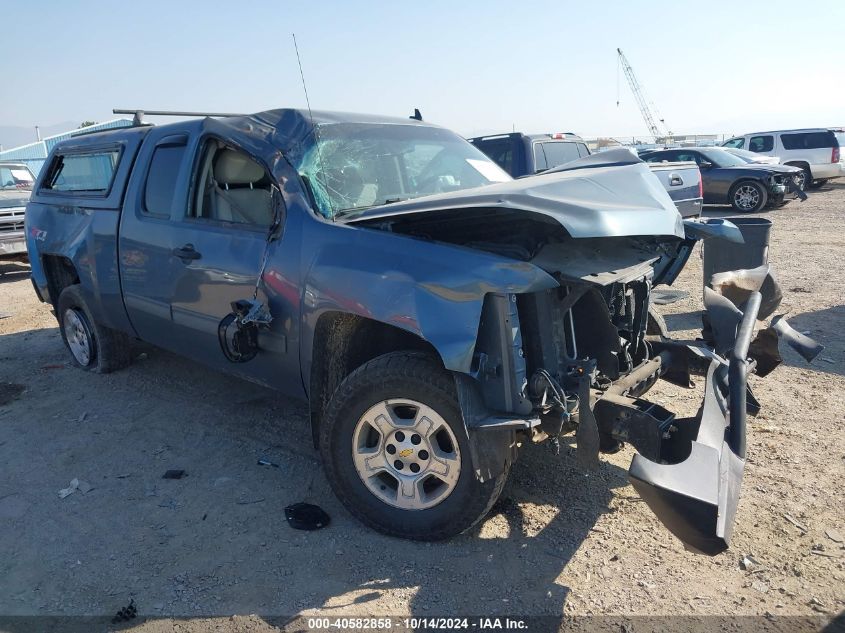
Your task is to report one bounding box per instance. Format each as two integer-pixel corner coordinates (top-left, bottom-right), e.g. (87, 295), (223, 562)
(616, 48), (671, 140)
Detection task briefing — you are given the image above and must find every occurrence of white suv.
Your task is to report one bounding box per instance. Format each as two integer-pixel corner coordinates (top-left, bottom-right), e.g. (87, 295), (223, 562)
(721, 128), (841, 188)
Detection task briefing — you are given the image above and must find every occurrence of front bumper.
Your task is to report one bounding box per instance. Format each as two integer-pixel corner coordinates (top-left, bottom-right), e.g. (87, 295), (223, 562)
(627, 292), (760, 555)
(0, 234), (27, 256)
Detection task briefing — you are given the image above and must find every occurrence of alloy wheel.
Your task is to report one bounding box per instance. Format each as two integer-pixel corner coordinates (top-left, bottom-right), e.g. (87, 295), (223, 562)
(352, 399), (461, 510)
(734, 185), (760, 211)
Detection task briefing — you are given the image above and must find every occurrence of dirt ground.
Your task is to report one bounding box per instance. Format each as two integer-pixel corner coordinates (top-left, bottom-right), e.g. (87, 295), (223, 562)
(1, 182), (844, 632)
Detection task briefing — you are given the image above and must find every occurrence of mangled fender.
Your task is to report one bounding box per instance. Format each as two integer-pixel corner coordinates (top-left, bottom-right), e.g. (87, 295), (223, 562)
(299, 221), (558, 373)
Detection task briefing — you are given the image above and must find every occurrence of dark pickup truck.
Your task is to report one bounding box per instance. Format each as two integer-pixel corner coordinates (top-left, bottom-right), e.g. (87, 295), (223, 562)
(25, 109), (815, 553)
(470, 132), (703, 217)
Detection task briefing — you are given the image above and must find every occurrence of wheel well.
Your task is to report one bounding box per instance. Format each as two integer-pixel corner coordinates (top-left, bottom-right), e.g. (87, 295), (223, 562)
(784, 161), (809, 170)
(308, 312), (441, 447)
(42, 255), (79, 308)
(730, 178), (765, 192)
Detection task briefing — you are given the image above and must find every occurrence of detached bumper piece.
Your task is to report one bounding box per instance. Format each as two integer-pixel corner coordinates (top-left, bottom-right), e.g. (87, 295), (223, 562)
(628, 292), (761, 555)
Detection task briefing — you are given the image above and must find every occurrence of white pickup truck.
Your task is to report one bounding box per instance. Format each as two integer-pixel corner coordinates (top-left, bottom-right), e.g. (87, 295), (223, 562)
(0, 161), (34, 258)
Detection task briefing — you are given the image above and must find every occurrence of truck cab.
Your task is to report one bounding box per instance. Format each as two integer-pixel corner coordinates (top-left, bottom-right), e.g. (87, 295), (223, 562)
(468, 132), (590, 177)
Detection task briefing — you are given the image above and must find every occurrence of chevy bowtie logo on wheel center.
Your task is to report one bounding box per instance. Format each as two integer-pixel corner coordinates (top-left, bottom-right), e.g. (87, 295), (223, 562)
(398, 448), (414, 458)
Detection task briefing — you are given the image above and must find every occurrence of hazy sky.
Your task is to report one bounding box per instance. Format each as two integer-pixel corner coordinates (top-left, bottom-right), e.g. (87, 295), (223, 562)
(3, 0), (843, 140)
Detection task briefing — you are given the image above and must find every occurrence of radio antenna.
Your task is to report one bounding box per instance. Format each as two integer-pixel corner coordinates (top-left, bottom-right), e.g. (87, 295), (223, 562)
(291, 33), (333, 218)
(292, 33), (314, 123)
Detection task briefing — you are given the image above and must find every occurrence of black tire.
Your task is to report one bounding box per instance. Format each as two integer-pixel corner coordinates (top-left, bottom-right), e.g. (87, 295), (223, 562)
(320, 351), (509, 540)
(729, 180), (767, 213)
(57, 284), (131, 373)
(646, 306), (668, 337)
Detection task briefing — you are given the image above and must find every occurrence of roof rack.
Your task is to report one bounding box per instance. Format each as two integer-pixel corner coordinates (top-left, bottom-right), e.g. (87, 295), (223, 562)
(113, 109), (247, 125)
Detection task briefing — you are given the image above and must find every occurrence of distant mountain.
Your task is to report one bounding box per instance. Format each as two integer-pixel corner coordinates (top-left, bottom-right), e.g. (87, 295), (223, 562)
(0, 122), (77, 151)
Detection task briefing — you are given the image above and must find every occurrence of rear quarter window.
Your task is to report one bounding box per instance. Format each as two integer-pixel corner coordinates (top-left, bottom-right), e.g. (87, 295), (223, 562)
(780, 131), (836, 150)
(144, 144), (187, 216)
(41, 149), (121, 194)
(541, 142), (581, 169)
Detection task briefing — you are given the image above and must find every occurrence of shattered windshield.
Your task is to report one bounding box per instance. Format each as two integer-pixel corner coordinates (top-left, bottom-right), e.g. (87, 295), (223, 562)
(0, 165), (35, 191)
(292, 123), (511, 219)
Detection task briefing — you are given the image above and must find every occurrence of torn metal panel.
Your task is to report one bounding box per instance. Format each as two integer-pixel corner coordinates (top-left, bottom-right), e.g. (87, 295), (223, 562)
(703, 287), (743, 356)
(531, 239), (660, 285)
(771, 315), (825, 362)
(711, 264), (783, 319)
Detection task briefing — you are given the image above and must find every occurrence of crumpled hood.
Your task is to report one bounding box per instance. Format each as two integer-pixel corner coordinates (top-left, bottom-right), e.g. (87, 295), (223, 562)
(345, 149), (684, 239)
(0, 189), (31, 209)
(739, 163), (802, 175)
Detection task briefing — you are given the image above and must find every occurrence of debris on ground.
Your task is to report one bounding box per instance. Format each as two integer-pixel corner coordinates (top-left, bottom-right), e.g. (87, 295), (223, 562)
(783, 513), (809, 533)
(0, 312), (11, 320)
(751, 580), (769, 594)
(824, 528), (843, 543)
(58, 478), (93, 499)
(111, 598), (137, 623)
(285, 502), (330, 530)
(739, 554), (761, 571)
(257, 458), (280, 468)
(162, 469), (186, 480)
(651, 288), (690, 305)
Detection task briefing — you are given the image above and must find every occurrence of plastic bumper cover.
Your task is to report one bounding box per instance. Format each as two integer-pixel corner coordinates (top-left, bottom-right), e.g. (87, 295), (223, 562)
(628, 291), (761, 555)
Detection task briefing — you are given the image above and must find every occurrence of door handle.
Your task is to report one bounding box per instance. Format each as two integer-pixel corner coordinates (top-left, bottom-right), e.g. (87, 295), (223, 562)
(172, 244), (201, 262)
(669, 173), (684, 186)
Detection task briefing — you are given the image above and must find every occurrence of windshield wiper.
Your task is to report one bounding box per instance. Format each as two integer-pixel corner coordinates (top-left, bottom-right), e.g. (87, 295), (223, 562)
(334, 197), (409, 219)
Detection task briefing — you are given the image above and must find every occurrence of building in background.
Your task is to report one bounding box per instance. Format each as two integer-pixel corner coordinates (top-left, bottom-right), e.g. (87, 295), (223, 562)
(0, 119), (133, 176)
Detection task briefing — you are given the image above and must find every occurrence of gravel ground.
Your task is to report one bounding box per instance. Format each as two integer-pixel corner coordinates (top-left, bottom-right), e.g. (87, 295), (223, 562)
(0, 182), (843, 631)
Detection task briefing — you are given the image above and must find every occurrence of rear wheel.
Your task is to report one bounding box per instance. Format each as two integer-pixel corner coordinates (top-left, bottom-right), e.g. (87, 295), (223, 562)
(730, 180), (767, 213)
(57, 285), (131, 373)
(320, 352), (509, 540)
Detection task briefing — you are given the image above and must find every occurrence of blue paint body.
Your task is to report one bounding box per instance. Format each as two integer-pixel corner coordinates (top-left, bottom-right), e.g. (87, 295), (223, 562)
(25, 111), (558, 398)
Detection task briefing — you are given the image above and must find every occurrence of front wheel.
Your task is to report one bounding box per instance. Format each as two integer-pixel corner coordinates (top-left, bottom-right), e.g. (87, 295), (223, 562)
(319, 352), (509, 540)
(730, 181), (767, 212)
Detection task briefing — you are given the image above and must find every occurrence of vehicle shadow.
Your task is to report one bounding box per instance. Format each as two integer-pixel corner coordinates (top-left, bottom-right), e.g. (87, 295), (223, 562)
(0, 325), (629, 628)
(0, 260), (30, 285)
(782, 305), (843, 376)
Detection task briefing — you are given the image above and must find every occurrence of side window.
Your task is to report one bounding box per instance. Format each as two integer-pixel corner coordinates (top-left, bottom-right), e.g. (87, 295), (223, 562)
(576, 143), (590, 158)
(192, 141), (274, 226)
(42, 149), (120, 194)
(645, 152), (669, 163)
(675, 152), (697, 163)
(533, 143), (548, 172)
(541, 142), (581, 169)
(722, 137), (745, 149)
(474, 139), (513, 174)
(781, 131), (835, 150)
(748, 135), (774, 153)
(144, 141), (187, 217)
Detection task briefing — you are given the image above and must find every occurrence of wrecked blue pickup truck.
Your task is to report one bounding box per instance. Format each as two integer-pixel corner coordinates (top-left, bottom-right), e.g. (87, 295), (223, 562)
(24, 109), (818, 553)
